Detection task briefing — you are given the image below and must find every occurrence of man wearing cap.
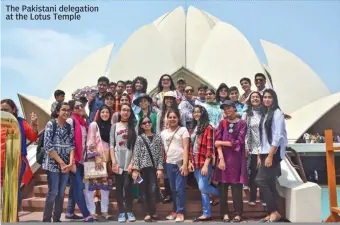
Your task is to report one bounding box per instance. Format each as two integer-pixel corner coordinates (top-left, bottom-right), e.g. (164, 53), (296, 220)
(176, 78), (186, 103)
(133, 94), (157, 133)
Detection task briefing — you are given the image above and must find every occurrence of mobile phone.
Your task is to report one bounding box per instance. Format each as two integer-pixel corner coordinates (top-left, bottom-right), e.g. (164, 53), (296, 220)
(136, 176), (143, 184)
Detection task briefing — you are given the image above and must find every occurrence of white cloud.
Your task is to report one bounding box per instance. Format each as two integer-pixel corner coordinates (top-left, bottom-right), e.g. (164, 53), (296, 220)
(2, 28), (107, 97)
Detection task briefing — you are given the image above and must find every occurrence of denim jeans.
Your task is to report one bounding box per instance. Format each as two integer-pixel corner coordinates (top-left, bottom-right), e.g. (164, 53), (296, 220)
(43, 171), (69, 221)
(165, 163), (187, 214)
(193, 164), (219, 217)
(18, 158), (26, 210)
(66, 164), (90, 218)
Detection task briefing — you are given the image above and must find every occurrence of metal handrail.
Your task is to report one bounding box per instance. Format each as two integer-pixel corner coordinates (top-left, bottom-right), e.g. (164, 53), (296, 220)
(285, 147), (308, 183)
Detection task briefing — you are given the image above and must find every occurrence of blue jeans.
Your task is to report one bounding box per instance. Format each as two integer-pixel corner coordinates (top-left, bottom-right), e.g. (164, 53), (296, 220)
(194, 164), (219, 217)
(18, 158), (26, 211)
(165, 163), (187, 214)
(66, 164), (90, 218)
(43, 171), (69, 221)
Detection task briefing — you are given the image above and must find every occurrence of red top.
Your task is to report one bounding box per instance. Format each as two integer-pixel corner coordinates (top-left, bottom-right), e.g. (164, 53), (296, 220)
(189, 124), (215, 169)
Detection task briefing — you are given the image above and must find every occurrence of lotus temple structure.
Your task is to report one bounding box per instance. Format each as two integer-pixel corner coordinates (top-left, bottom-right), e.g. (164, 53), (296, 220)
(18, 6), (339, 143)
(14, 6), (340, 222)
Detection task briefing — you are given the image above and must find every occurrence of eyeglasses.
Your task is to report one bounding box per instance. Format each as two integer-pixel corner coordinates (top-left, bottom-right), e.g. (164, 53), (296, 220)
(185, 89), (193, 93)
(228, 123), (234, 134)
(142, 120), (152, 125)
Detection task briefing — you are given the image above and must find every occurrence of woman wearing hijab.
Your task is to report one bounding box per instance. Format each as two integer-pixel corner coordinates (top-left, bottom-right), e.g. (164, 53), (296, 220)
(85, 105), (113, 220)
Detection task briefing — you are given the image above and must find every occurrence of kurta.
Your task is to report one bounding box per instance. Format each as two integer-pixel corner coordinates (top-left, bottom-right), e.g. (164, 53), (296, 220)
(213, 119), (248, 184)
(86, 122), (113, 191)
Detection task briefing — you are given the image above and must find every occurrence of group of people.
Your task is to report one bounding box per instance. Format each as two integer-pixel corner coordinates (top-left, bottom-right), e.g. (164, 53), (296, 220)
(1, 72), (288, 223)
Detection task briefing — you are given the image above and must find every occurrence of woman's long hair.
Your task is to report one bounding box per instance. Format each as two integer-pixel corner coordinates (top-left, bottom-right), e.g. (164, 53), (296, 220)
(245, 91), (263, 117)
(1, 99), (19, 118)
(192, 105), (210, 135)
(118, 103), (137, 150)
(157, 74), (176, 93)
(51, 102), (69, 119)
(138, 115), (153, 135)
(132, 76), (148, 94)
(259, 89), (280, 144)
(160, 96), (179, 130)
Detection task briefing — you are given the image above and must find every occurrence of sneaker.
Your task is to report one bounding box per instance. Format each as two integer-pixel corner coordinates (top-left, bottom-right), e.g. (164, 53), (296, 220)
(166, 212), (177, 220)
(248, 201), (256, 206)
(65, 214), (83, 220)
(118, 213), (126, 223)
(175, 214), (184, 223)
(127, 212), (136, 222)
(243, 185), (249, 190)
(52, 218), (61, 222)
(261, 201), (267, 206)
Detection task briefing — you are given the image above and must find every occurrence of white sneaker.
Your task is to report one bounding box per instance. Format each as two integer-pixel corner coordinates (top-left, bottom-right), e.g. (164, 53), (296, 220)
(175, 214), (184, 223)
(166, 212), (177, 220)
(248, 201), (256, 206)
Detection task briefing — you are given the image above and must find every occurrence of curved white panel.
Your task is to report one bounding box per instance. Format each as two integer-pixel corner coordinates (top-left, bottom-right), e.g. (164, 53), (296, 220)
(186, 6), (215, 71)
(51, 44), (114, 101)
(199, 8), (221, 25)
(107, 24), (179, 91)
(261, 40), (330, 114)
(286, 92), (340, 143)
(18, 93), (51, 132)
(194, 22), (266, 90)
(154, 6), (185, 68)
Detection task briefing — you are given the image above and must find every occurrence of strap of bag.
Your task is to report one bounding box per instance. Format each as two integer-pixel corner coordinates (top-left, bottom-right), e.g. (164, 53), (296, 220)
(96, 123), (105, 161)
(165, 126), (180, 154)
(140, 135), (156, 168)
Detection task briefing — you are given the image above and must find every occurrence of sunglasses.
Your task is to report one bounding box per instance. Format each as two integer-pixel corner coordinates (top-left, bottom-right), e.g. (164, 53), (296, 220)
(185, 89), (193, 93)
(142, 120), (152, 125)
(74, 104), (84, 109)
(162, 78), (170, 82)
(220, 89), (228, 93)
(205, 92), (213, 96)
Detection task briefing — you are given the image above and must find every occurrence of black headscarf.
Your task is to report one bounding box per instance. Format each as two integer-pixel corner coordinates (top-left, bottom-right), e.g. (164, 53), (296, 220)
(96, 105), (112, 143)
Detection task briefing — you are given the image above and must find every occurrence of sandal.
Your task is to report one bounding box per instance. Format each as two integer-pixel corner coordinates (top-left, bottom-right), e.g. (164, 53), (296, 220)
(268, 214), (281, 223)
(222, 215), (230, 223)
(232, 216), (241, 223)
(144, 215), (152, 223)
(259, 216), (270, 223)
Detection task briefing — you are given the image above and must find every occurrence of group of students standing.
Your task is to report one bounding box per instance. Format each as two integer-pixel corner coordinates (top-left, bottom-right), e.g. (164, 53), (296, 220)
(0, 72), (287, 223)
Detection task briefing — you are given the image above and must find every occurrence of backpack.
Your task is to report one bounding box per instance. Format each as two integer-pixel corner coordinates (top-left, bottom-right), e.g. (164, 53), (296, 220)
(36, 119), (73, 165)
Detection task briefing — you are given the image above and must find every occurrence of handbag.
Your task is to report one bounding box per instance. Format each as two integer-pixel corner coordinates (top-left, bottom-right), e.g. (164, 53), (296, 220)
(84, 124), (108, 179)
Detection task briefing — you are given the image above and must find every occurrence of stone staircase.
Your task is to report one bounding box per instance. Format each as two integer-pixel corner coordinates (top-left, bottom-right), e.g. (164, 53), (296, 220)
(21, 168), (269, 219)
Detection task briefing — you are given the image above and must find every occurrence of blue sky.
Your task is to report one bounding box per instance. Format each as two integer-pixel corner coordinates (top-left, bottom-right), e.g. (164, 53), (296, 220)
(1, 0), (340, 113)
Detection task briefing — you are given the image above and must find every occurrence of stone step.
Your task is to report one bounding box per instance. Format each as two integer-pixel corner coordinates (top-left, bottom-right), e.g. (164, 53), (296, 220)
(21, 197), (267, 218)
(32, 184), (258, 201)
